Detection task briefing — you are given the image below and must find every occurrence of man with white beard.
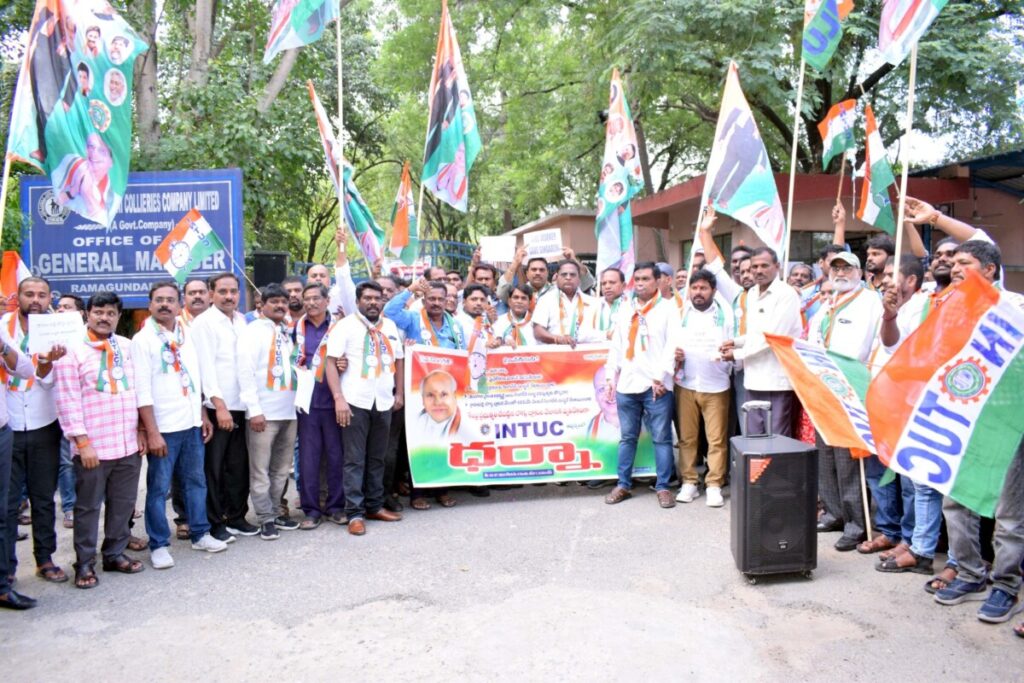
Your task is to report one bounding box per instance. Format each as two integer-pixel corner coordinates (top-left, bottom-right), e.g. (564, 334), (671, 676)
(806, 252), (883, 552)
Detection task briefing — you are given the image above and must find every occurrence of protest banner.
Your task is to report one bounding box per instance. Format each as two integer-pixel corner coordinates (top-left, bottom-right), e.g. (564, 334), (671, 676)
(479, 235), (515, 264)
(27, 312), (85, 354)
(20, 169), (244, 309)
(383, 257), (432, 280)
(404, 343), (654, 486)
(523, 228), (563, 260)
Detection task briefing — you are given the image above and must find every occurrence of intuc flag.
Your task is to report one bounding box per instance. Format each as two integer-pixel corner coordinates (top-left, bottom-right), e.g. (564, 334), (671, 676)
(389, 161), (418, 266)
(879, 0), (948, 66)
(803, 0), (855, 71)
(702, 62), (787, 256)
(765, 334), (874, 456)
(155, 209), (226, 284)
(6, 0), (148, 227)
(308, 80), (385, 266)
(817, 99), (857, 169)
(595, 68), (643, 284)
(264, 0), (340, 64)
(867, 270), (1024, 517)
(856, 105), (896, 235)
(421, 0), (482, 213)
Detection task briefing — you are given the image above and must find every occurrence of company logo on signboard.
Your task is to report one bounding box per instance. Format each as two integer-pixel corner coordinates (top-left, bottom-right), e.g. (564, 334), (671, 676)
(37, 190), (70, 225)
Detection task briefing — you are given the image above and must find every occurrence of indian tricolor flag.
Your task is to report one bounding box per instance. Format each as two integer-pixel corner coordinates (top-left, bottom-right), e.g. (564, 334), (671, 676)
(1, 252), (32, 314)
(765, 335), (874, 456)
(856, 105), (896, 235)
(879, 0), (948, 66)
(867, 270), (1024, 516)
(155, 209), (226, 284)
(817, 99), (857, 169)
(389, 161), (418, 266)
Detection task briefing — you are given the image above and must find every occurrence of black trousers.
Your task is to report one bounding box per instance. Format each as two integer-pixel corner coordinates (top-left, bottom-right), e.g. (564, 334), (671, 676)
(6, 420), (62, 572)
(73, 455), (142, 567)
(342, 405), (391, 519)
(0, 426), (14, 592)
(204, 409), (249, 528)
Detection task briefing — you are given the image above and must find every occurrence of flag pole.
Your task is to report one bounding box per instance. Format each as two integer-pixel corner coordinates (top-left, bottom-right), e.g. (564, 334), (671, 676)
(835, 153), (846, 204)
(225, 250), (259, 293)
(859, 457), (874, 542)
(781, 57), (806, 277)
(892, 45), (918, 269)
(0, 155), (12, 249)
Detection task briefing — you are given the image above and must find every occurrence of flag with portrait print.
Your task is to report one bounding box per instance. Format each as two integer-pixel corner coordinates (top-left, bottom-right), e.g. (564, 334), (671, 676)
(6, 0), (148, 227)
(594, 68), (643, 285)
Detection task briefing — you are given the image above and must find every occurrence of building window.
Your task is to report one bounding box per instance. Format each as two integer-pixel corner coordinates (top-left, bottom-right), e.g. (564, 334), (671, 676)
(681, 234), (730, 264)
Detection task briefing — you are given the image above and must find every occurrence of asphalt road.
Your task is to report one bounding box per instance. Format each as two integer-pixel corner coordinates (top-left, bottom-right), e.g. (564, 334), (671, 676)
(4, 481), (1021, 681)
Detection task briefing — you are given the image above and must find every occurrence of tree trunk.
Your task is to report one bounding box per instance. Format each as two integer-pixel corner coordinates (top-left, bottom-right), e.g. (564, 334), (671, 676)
(257, 49), (300, 114)
(186, 0), (216, 88)
(634, 117), (667, 262)
(133, 0), (160, 153)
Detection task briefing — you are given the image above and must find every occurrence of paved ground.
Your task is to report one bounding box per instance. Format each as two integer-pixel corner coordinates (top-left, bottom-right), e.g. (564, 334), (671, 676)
(4, 482), (1021, 680)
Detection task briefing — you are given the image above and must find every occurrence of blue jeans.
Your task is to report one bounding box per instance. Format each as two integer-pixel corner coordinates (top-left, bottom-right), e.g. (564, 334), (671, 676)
(615, 389), (675, 491)
(59, 437), (76, 513)
(865, 456), (903, 543)
(903, 475), (943, 559)
(145, 428), (210, 548)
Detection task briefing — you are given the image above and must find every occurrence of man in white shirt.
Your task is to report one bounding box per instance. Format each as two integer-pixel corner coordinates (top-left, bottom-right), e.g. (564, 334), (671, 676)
(593, 267), (628, 340)
(720, 247), (803, 436)
(190, 272), (256, 540)
(603, 262), (679, 508)
(666, 270), (734, 508)
(3, 277), (69, 584)
(0, 314), (38, 609)
(532, 260), (601, 346)
(806, 252), (884, 552)
(237, 284), (300, 541)
(325, 281), (405, 536)
(134, 281), (227, 568)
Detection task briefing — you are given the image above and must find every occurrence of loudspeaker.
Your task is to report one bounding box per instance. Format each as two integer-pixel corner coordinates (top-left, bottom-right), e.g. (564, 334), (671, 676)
(730, 434), (818, 578)
(253, 251), (289, 288)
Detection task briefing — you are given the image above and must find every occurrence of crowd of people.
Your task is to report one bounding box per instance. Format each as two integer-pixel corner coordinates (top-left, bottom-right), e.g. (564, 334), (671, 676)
(0, 197), (1021, 639)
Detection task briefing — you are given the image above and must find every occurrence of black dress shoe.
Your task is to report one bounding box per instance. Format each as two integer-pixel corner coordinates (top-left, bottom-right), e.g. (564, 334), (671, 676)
(817, 520), (843, 533)
(383, 495), (404, 513)
(834, 534), (867, 552)
(0, 590), (37, 610)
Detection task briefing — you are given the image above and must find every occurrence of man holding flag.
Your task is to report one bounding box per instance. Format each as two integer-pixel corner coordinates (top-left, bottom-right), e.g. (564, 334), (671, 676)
(805, 252), (885, 552)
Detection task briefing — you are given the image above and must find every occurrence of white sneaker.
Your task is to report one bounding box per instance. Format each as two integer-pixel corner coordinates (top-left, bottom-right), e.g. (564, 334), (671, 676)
(676, 483), (700, 503)
(191, 533), (228, 553)
(151, 546), (175, 569)
(706, 486), (724, 508)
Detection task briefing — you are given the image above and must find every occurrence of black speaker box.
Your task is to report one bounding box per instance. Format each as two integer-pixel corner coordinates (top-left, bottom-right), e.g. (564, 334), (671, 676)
(730, 434), (818, 578)
(253, 251), (289, 288)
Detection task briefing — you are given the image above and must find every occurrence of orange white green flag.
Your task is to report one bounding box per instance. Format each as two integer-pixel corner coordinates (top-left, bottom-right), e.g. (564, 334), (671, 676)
(867, 270), (1024, 516)
(879, 0), (948, 66)
(1, 252), (33, 314)
(389, 161), (418, 266)
(765, 334), (874, 456)
(154, 209), (226, 284)
(817, 99), (857, 169)
(856, 105), (896, 235)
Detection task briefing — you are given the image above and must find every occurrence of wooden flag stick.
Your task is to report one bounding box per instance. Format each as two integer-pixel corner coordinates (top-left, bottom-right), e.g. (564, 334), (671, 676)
(893, 45), (918, 270)
(0, 155), (12, 249)
(335, 16), (347, 234)
(781, 58), (806, 277)
(835, 153), (846, 204)
(859, 457), (874, 542)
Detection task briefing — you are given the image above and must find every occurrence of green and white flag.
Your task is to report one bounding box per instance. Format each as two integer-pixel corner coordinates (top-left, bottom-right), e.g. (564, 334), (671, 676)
(855, 105), (896, 235)
(6, 0), (148, 227)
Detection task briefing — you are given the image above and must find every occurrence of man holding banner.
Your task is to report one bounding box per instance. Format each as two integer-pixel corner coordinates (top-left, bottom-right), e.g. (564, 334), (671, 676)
(603, 262), (678, 509)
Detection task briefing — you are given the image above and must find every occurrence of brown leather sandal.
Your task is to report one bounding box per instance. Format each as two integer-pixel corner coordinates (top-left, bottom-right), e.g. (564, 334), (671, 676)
(102, 554), (144, 574)
(74, 563), (98, 589)
(36, 562), (68, 583)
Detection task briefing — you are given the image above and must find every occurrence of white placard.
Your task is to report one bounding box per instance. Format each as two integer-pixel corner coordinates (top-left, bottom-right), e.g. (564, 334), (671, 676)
(293, 367), (315, 415)
(523, 228), (563, 260)
(27, 313), (85, 354)
(479, 235), (516, 264)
